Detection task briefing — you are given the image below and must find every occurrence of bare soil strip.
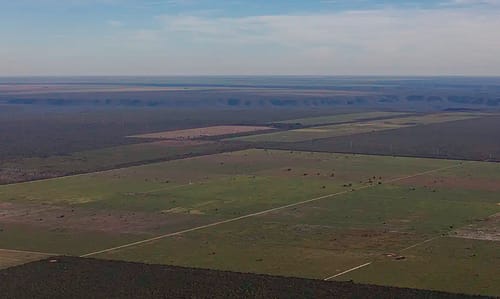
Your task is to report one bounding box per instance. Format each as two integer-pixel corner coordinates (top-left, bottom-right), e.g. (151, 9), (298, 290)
(399, 236), (442, 252)
(81, 163), (464, 257)
(324, 262), (373, 281)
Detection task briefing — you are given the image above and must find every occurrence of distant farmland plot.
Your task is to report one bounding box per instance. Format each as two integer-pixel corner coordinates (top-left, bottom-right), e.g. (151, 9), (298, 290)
(275, 111), (410, 126)
(129, 125), (274, 140)
(230, 112), (484, 143)
(0, 149), (498, 296)
(278, 115), (500, 162)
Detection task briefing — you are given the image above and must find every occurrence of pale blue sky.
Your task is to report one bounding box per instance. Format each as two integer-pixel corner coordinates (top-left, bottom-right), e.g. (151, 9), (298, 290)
(1, 0), (500, 76)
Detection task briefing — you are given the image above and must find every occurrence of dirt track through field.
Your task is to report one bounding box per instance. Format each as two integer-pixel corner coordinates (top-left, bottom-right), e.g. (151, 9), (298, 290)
(81, 163), (465, 258)
(323, 262), (373, 281)
(323, 236), (443, 281)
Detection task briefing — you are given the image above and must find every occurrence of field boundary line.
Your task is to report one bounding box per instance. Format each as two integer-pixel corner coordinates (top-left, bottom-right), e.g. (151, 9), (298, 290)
(322, 236), (444, 281)
(81, 189), (353, 257)
(383, 164), (465, 183)
(400, 236), (442, 252)
(0, 248), (57, 256)
(324, 262), (372, 281)
(140, 182), (196, 194)
(81, 163), (463, 258)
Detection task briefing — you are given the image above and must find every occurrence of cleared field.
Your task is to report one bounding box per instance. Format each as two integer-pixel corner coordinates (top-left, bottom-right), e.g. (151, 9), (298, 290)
(95, 177), (498, 275)
(129, 125), (274, 140)
(0, 149), (498, 296)
(340, 237), (500, 297)
(0, 150), (458, 206)
(275, 111), (410, 126)
(0, 140), (242, 184)
(230, 112), (484, 143)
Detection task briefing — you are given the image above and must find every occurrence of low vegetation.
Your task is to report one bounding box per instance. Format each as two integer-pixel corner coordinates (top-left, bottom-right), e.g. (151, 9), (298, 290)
(0, 150), (498, 296)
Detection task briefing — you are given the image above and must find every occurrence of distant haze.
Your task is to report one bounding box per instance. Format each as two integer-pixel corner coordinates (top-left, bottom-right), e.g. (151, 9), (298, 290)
(1, 0), (500, 76)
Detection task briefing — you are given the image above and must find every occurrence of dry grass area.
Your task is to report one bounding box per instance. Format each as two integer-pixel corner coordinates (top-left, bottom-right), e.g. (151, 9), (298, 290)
(130, 125), (274, 140)
(0, 202), (210, 235)
(0, 249), (52, 270)
(451, 213), (500, 241)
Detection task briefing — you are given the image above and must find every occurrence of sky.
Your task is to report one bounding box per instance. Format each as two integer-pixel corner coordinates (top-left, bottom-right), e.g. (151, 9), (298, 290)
(1, 0), (500, 76)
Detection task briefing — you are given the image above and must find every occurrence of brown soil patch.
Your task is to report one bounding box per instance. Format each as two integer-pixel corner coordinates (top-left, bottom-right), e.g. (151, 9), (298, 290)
(450, 213), (500, 241)
(129, 126), (274, 140)
(0, 202), (210, 235)
(393, 176), (500, 192)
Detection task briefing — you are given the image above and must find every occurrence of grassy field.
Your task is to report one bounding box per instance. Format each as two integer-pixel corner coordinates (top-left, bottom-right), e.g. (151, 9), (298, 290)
(275, 111), (410, 126)
(341, 237), (500, 296)
(231, 112), (485, 143)
(0, 149), (498, 295)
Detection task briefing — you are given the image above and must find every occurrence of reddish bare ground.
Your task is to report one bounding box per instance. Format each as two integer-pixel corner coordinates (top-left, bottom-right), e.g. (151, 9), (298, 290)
(130, 125), (274, 140)
(393, 176), (500, 192)
(0, 202), (211, 235)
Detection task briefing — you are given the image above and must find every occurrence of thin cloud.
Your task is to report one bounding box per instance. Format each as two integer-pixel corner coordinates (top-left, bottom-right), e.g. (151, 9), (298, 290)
(107, 20), (124, 27)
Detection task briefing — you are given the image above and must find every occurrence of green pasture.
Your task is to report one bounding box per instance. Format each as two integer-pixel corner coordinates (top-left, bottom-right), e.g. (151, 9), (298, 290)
(0, 150), (456, 206)
(0, 149), (498, 296)
(341, 237), (500, 297)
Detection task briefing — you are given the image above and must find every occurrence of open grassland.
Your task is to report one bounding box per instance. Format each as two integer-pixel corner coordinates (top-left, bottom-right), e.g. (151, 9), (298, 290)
(0, 150), (458, 206)
(96, 174), (498, 288)
(129, 125), (274, 140)
(230, 112), (485, 143)
(0, 149), (498, 296)
(275, 111), (410, 126)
